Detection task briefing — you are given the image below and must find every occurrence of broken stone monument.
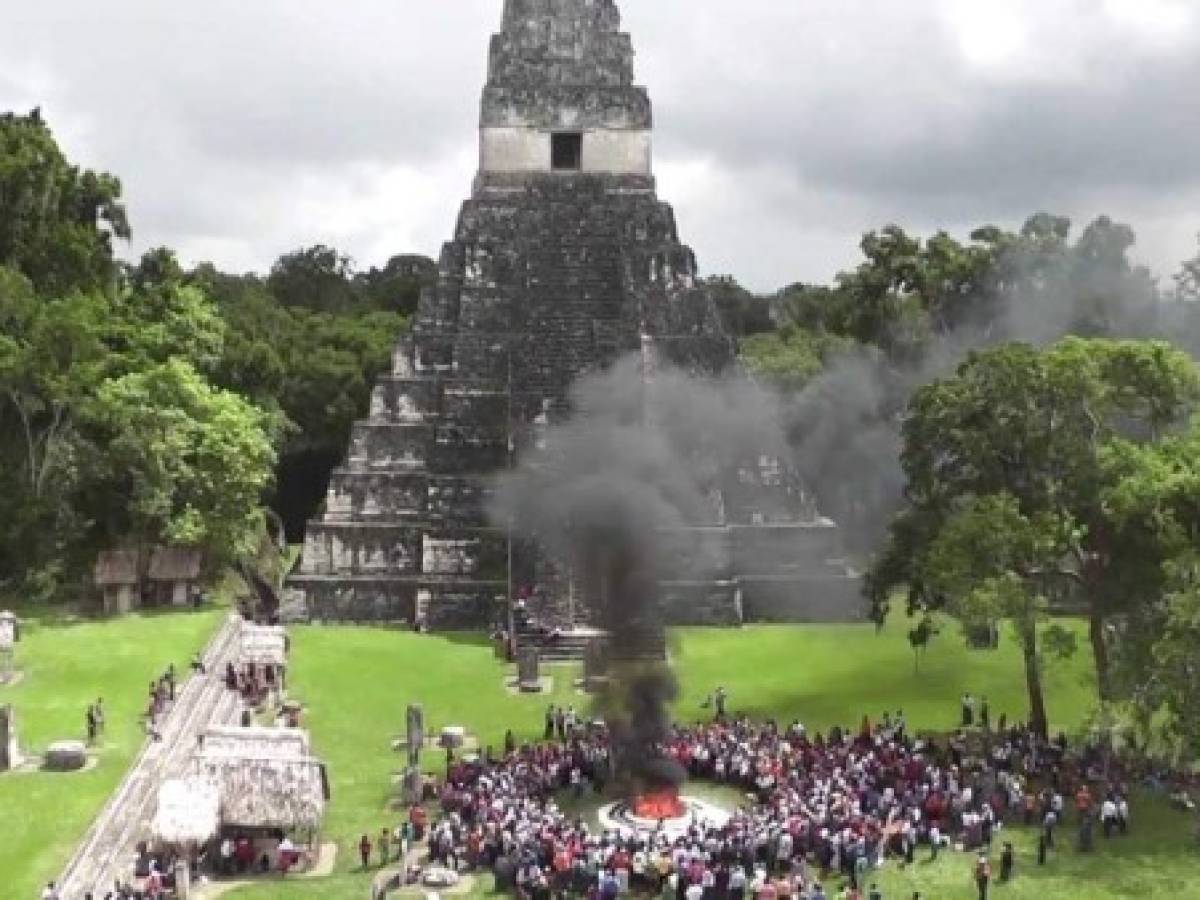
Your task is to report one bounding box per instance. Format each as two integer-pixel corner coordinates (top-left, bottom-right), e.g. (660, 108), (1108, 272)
(0, 705), (20, 771)
(289, 0), (862, 629)
(582, 638), (608, 693)
(402, 765), (423, 805)
(0, 611), (17, 685)
(405, 703), (425, 766)
(517, 647), (542, 693)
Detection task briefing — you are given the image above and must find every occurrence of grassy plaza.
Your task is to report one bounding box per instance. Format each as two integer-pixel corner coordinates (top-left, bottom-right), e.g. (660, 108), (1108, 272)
(3, 608), (1197, 898)
(209, 617), (1199, 900)
(0, 607), (224, 898)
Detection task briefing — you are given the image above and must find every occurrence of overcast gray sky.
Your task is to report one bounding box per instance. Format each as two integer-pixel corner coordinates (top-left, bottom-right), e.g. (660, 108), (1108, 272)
(3, 0), (1199, 291)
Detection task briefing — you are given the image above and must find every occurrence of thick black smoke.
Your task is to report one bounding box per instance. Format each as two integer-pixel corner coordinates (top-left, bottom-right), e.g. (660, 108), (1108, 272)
(490, 355), (790, 792)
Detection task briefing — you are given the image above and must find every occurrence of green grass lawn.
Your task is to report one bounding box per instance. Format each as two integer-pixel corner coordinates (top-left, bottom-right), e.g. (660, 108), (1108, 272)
(219, 615), (1200, 900)
(0, 605), (224, 898)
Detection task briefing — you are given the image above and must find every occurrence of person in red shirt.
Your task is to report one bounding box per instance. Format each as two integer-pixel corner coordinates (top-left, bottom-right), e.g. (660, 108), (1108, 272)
(235, 836), (254, 874)
(1075, 784), (1093, 817)
(359, 833), (373, 869)
(409, 804), (428, 841)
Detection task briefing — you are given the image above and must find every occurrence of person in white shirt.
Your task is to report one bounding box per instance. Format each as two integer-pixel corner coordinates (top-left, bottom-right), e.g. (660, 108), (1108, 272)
(729, 864), (748, 899)
(1101, 797), (1119, 838)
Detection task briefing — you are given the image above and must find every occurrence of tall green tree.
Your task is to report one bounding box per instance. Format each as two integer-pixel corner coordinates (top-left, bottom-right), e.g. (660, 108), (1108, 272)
(354, 253), (435, 317)
(267, 244), (359, 313)
(871, 338), (1200, 714)
(924, 494), (1079, 735)
(95, 359), (280, 564)
(0, 110), (130, 296)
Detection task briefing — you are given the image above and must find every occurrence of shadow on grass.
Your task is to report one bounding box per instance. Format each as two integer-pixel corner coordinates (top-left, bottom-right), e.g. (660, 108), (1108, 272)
(434, 632), (494, 650)
(10, 602), (226, 635)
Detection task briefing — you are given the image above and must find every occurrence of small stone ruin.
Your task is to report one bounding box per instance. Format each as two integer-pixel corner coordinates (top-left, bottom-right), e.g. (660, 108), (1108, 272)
(44, 740), (87, 772)
(0, 705), (20, 771)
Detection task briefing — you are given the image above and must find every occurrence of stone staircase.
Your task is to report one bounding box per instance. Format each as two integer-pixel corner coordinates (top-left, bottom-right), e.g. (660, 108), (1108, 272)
(516, 623), (602, 662)
(57, 615), (245, 898)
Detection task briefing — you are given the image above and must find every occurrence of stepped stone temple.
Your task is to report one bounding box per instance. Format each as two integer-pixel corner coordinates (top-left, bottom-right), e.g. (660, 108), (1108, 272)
(289, 0), (862, 628)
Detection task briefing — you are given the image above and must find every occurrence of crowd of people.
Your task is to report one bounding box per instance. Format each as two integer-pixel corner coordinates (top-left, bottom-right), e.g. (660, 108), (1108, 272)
(379, 705), (1150, 900)
(223, 659), (283, 709)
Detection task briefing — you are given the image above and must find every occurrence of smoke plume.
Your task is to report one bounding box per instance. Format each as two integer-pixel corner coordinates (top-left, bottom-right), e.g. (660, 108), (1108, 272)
(489, 355), (792, 791)
(778, 218), (1200, 558)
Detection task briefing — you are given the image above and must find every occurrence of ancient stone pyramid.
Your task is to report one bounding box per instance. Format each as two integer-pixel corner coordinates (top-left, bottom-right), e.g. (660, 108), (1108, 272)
(290, 0), (861, 627)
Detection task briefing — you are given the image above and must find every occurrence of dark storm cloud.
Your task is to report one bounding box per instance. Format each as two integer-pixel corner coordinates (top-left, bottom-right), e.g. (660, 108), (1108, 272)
(2, 0), (1198, 288)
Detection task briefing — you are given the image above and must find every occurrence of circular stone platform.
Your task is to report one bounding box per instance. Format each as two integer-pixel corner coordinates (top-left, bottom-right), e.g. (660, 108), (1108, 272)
(598, 795), (732, 838)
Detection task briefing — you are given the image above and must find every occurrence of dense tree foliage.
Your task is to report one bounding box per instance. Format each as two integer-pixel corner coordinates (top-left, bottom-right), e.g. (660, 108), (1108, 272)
(705, 275), (774, 338)
(267, 244), (433, 316)
(868, 338), (1200, 735)
(194, 264), (413, 538)
(96, 359), (280, 559)
(0, 110), (130, 296)
(0, 111), (416, 599)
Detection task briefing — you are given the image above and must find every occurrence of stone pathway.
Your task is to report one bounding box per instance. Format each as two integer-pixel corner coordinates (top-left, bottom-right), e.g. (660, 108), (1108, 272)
(57, 615), (245, 897)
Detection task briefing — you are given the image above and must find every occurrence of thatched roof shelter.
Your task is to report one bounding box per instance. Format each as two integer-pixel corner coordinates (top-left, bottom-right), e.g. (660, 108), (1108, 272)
(199, 725), (310, 758)
(94, 550), (139, 586)
(148, 547), (202, 582)
(152, 777), (220, 846)
(190, 726), (327, 834)
(238, 621), (288, 667)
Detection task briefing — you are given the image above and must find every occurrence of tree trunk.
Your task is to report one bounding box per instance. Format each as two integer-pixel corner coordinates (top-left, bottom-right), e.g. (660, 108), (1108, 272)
(1020, 618), (1049, 739)
(1089, 605), (1112, 701)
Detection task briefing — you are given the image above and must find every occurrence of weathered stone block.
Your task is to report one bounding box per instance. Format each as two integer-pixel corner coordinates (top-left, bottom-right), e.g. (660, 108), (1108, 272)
(44, 740), (87, 772)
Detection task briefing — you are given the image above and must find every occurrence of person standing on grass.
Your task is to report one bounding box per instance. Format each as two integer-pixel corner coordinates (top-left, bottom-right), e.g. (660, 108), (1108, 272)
(999, 843), (1014, 882)
(961, 693), (974, 727)
(980, 697), (990, 731)
(973, 854), (991, 900)
(380, 826), (391, 865)
(1042, 806), (1058, 849)
(94, 697), (105, 735)
(1101, 795), (1119, 838)
(715, 686), (728, 720)
(85, 704), (97, 745)
(359, 833), (373, 869)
